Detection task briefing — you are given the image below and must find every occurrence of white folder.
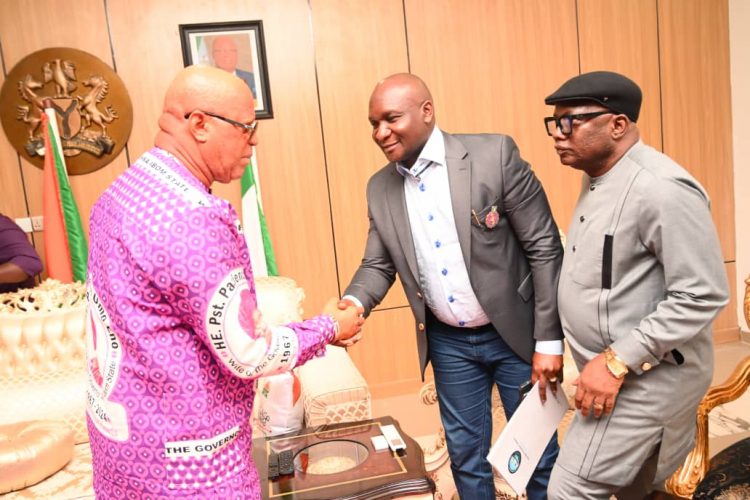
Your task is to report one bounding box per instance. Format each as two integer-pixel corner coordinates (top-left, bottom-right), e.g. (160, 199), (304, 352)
(487, 381), (570, 496)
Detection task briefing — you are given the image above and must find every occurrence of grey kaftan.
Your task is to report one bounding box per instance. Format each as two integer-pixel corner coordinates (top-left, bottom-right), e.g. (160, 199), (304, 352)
(556, 141), (729, 486)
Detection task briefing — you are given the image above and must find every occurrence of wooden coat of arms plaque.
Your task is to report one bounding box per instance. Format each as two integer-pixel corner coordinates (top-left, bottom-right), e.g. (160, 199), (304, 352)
(0, 47), (133, 175)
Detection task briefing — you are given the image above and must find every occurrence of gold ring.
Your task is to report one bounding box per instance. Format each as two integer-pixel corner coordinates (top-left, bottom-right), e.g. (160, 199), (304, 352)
(594, 403), (604, 410)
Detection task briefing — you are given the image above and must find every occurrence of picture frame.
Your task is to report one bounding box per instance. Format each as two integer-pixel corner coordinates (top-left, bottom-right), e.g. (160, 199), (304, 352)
(179, 20), (273, 119)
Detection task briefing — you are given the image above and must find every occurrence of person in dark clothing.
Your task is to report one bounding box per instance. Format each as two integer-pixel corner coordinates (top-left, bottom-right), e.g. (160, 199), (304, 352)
(0, 214), (42, 293)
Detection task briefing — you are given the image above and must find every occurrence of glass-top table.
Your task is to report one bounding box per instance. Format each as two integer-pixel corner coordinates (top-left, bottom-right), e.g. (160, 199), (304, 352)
(252, 416), (434, 499)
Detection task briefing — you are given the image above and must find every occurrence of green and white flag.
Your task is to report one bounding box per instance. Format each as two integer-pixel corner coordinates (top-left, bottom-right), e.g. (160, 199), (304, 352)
(42, 109), (88, 283)
(241, 151), (277, 277)
(194, 35), (211, 66)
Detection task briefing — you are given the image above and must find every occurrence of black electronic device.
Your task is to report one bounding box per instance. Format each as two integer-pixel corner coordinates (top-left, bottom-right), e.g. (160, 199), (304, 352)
(278, 449), (295, 476)
(268, 452), (280, 481)
(518, 380), (532, 400)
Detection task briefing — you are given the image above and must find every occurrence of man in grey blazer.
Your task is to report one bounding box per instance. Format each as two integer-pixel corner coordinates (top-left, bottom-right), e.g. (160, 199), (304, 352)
(341, 73), (564, 499)
(543, 71), (729, 499)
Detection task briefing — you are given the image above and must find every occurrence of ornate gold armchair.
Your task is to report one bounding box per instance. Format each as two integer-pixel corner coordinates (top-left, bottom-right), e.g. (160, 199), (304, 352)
(666, 276), (750, 498)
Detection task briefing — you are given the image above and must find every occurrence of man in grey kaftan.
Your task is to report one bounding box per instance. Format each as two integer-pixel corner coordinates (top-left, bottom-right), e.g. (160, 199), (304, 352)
(543, 71), (729, 499)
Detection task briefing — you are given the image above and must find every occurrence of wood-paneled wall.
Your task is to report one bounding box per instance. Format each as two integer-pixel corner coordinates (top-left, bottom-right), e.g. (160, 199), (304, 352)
(0, 0), (737, 397)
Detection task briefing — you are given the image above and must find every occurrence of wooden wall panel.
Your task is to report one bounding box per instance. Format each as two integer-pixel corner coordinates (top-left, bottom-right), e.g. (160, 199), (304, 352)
(0, 0), (129, 240)
(0, 0), (739, 393)
(106, 0), (339, 315)
(0, 104), (28, 219)
(577, 0), (662, 149)
(714, 262), (740, 342)
(659, 0), (737, 342)
(347, 306), (425, 398)
(0, 54), (28, 220)
(659, 0), (735, 261)
(404, 0), (582, 230)
(311, 0), (409, 309)
(729, 0), (750, 332)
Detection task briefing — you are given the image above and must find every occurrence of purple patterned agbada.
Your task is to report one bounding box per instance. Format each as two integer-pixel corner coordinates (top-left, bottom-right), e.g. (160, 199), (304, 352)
(85, 148), (335, 499)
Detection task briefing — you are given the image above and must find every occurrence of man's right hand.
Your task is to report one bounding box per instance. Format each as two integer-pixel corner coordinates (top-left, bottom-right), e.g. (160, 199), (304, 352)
(322, 297), (364, 344)
(574, 352), (625, 418)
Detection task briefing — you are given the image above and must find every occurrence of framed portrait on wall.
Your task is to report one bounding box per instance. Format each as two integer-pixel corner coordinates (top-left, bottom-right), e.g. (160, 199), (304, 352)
(179, 20), (273, 119)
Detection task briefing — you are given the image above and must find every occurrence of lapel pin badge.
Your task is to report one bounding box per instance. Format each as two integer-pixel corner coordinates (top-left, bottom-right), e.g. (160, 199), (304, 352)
(485, 206), (500, 229)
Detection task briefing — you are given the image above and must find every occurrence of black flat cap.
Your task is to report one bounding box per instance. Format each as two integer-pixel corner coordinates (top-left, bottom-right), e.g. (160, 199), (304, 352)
(545, 71), (642, 122)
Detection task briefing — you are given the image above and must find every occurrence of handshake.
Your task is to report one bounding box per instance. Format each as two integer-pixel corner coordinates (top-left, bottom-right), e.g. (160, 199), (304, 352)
(322, 297), (367, 347)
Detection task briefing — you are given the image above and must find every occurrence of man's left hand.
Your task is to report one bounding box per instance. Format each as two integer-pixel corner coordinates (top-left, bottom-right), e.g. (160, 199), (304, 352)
(573, 353), (625, 418)
(531, 353), (563, 403)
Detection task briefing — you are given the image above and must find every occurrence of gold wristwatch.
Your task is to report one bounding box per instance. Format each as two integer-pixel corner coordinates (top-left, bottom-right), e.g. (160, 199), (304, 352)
(604, 347), (629, 379)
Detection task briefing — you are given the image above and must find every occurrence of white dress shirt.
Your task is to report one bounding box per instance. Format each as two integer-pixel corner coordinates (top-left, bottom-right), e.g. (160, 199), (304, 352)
(398, 127), (489, 328)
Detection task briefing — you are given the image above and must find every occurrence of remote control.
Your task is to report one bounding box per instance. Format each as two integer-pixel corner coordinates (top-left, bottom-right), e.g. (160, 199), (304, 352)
(278, 449), (295, 476)
(267, 452), (279, 481)
(380, 424), (406, 452)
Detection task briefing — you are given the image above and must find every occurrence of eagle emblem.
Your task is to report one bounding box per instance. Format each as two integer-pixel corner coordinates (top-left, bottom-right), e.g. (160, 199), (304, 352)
(16, 58), (118, 158)
(0, 48), (133, 175)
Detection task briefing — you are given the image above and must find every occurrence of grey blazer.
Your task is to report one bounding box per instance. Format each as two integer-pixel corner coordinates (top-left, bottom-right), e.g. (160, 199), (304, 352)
(344, 131), (564, 377)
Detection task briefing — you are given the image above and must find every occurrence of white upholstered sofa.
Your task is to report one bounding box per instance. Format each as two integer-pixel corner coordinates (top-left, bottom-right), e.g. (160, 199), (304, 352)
(0, 276), (371, 498)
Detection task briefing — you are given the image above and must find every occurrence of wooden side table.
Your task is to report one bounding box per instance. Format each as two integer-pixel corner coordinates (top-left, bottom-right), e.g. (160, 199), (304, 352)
(253, 416), (435, 499)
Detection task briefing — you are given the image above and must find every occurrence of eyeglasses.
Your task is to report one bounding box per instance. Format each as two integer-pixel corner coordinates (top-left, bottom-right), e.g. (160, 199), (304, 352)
(184, 110), (258, 138)
(543, 111), (613, 136)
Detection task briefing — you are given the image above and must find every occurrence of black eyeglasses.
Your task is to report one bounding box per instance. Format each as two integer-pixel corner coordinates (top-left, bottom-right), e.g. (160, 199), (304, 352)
(184, 110), (258, 137)
(543, 111), (613, 136)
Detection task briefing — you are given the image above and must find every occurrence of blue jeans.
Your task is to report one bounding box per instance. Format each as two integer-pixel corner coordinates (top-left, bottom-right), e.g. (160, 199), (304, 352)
(427, 315), (559, 500)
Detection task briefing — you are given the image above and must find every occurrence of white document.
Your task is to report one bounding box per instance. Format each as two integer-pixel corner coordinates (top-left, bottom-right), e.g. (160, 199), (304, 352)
(487, 381), (570, 496)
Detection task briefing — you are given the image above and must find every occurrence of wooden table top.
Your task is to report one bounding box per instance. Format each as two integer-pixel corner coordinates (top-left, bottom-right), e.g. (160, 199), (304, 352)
(253, 416), (435, 499)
